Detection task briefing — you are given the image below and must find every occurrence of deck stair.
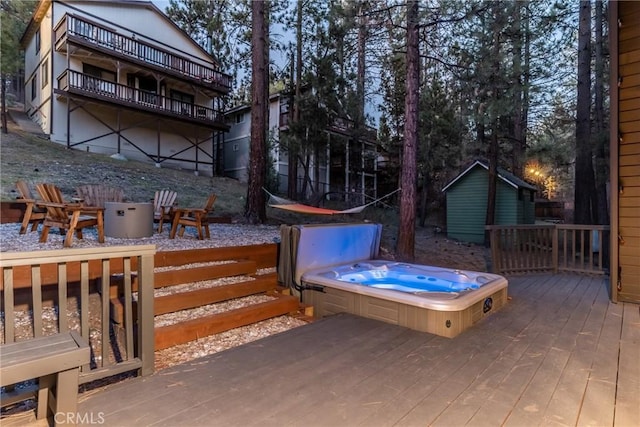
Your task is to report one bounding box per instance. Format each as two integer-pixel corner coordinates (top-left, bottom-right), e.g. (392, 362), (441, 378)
(109, 243), (313, 351)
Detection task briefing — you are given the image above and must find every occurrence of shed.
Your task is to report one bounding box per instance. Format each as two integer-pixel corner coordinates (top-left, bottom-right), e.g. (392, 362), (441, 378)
(442, 160), (537, 244)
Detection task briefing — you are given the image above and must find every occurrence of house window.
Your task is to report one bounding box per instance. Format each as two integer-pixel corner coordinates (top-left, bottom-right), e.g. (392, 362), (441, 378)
(170, 89), (194, 115)
(41, 60), (48, 88)
(233, 143), (239, 152)
(83, 63), (116, 93)
(35, 29), (40, 54)
(31, 76), (37, 100)
(235, 113), (245, 124)
(135, 75), (158, 105)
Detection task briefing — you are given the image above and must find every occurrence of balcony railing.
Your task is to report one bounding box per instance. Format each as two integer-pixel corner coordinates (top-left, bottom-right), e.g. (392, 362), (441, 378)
(54, 14), (231, 94)
(486, 224), (610, 276)
(279, 111), (377, 141)
(57, 70), (226, 127)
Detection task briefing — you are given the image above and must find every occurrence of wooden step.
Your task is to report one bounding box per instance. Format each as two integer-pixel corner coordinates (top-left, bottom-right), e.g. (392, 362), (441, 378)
(154, 244), (277, 268)
(154, 260), (257, 289)
(154, 294), (301, 350)
(154, 273), (279, 315)
(110, 260), (259, 298)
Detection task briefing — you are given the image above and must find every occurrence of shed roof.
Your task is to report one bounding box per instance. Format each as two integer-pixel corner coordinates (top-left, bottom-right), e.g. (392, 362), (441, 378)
(442, 160), (537, 193)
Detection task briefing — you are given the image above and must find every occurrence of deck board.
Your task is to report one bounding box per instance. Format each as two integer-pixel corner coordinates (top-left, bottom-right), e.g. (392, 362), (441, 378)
(57, 274), (640, 426)
(426, 274), (589, 426)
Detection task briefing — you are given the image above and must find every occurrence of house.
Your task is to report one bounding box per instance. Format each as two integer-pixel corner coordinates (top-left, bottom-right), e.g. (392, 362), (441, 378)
(225, 92), (378, 201)
(609, 0), (640, 303)
(442, 160), (536, 244)
(20, 0), (231, 176)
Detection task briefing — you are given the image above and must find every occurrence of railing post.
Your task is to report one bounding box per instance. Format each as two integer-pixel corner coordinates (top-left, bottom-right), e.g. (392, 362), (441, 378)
(137, 252), (155, 376)
(552, 225), (559, 273)
(488, 227), (500, 274)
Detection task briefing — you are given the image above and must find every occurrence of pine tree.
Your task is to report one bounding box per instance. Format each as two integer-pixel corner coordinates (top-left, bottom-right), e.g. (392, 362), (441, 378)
(396, 0), (419, 261)
(245, 0), (269, 224)
(0, 0), (33, 133)
(574, 0), (596, 225)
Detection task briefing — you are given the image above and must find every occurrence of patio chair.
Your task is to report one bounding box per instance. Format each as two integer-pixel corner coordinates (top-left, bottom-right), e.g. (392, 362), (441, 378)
(152, 190), (177, 233)
(169, 193), (217, 240)
(75, 184), (124, 208)
(15, 180), (47, 234)
(35, 183), (105, 248)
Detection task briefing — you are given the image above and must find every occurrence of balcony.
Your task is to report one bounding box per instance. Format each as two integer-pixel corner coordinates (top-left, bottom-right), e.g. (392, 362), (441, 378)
(54, 14), (231, 95)
(279, 110), (377, 142)
(56, 70), (228, 130)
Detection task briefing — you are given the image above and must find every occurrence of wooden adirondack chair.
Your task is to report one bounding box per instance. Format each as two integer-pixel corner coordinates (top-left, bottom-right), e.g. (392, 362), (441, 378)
(15, 180), (47, 234)
(152, 190), (177, 233)
(169, 193), (217, 240)
(75, 184), (124, 208)
(36, 183), (105, 247)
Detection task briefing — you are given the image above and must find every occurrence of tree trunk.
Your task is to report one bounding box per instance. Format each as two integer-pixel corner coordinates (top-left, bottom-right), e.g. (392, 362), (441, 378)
(1, 74), (7, 134)
(485, 7), (501, 247)
(356, 1), (366, 127)
(485, 126), (499, 247)
(511, 2), (524, 177)
(245, 0), (268, 224)
(288, 0), (304, 199)
(574, 0), (596, 225)
(396, 0), (419, 262)
(594, 0), (608, 224)
(419, 176), (428, 228)
(594, 0), (609, 267)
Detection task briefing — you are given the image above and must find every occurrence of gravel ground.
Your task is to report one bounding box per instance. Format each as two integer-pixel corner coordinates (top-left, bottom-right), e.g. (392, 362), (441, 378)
(0, 222), (281, 252)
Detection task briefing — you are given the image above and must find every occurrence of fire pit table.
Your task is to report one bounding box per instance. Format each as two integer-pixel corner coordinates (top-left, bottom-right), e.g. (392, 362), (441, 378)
(104, 202), (153, 238)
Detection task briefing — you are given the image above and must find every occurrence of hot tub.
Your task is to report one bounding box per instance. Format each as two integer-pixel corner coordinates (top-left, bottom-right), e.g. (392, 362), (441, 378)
(280, 223), (508, 338)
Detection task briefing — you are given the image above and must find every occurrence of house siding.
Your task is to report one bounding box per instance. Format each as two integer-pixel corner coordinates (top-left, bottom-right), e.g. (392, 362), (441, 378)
(23, 3), (53, 132)
(614, 1), (640, 303)
(22, 0), (227, 177)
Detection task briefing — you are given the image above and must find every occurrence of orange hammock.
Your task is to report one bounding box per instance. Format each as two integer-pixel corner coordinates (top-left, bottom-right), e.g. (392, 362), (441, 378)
(264, 188), (400, 215)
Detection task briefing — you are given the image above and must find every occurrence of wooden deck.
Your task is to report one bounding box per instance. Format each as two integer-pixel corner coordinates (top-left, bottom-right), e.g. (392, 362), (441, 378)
(8, 274), (640, 426)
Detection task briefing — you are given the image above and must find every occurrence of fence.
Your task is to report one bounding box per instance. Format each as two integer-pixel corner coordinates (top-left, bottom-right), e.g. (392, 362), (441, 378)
(0, 245), (155, 382)
(486, 224), (610, 275)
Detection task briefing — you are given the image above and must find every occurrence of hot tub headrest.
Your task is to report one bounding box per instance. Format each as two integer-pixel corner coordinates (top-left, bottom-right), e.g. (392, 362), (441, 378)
(281, 223), (382, 285)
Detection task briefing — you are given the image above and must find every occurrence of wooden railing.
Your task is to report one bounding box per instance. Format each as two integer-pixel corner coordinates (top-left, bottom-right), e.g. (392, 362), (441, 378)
(54, 14), (231, 93)
(57, 70), (226, 125)
(486, 224), (610, 275)
(0, 245), (156, 382)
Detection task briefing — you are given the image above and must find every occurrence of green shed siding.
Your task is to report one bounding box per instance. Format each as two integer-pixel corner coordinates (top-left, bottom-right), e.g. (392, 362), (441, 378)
(445, 163), (536, 244)
(446, 168), (489, 244)
(495, 181), (518, 224)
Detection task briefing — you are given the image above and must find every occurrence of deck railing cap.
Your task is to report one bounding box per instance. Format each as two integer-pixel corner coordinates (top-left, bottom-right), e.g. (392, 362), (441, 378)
(0, 245), (156, 267)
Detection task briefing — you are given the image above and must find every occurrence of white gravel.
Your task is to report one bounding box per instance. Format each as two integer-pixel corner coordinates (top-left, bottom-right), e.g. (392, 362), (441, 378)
(0, 222), (281, 252)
